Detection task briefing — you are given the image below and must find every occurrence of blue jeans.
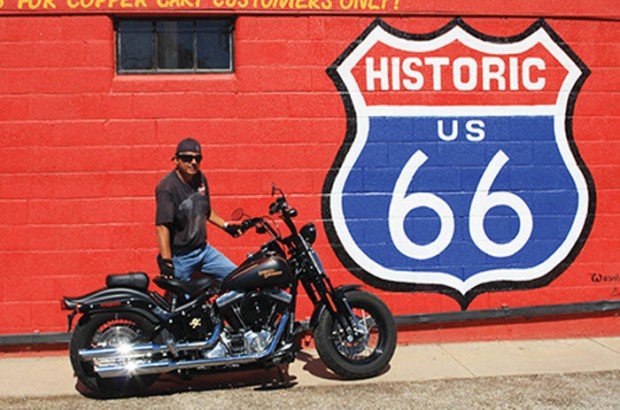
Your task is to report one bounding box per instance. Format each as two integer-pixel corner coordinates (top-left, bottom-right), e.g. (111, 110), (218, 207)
(172, 244), (237, 282)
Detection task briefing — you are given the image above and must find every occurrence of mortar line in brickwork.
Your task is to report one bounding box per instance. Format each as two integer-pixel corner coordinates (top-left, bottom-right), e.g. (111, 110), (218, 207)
(0, 171), (159, 176)
(152, 118), (341, 121)
(0, 116), (345, 123)
(0, 247), (158, 253)
(0, 168), (330, 177)
(0, 67), (109, 71)
(0, 143), (338, 149)
(13, 222), (151, 227)
(0, 194), (283, 201)
(0, 248), (156, 254)
(4, 199), (153, 204)
(1, 198), (151, 202)
(0, 146), (161, 150)
(22, 196), (152, 201)
(0, 119), (124, 123)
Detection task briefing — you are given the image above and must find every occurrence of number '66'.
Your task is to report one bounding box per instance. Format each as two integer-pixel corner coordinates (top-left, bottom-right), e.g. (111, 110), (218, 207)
(389, 149), (533, 260)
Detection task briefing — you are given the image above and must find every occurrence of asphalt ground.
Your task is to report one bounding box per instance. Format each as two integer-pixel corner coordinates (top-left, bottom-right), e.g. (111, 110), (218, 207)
(1, 371), (618, 409)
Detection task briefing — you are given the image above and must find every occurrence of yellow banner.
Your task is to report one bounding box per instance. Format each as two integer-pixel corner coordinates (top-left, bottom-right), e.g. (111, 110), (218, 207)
(1, 0), (401, 12)
(0, 0), (616, 18)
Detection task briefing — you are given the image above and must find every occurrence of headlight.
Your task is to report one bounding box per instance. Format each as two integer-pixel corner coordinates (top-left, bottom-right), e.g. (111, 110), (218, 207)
(300, 223), (317, 244)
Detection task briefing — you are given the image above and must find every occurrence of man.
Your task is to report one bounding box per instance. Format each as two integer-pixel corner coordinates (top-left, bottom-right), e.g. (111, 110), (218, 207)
(155, 138), (242, 282)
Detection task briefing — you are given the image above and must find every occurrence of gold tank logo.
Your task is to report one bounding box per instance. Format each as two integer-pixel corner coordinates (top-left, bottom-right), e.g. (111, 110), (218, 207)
(258, 269), (282, 279)
(189, 318), (201, 329)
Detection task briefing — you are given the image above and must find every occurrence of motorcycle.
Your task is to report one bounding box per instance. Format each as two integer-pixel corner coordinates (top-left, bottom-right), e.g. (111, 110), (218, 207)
(62, 186), (397, 397)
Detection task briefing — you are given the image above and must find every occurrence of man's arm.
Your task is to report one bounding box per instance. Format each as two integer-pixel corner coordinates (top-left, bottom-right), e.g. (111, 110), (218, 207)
(156, 224), (175, 277)
(209, 210), (242, 237)
(156, 224), (172, 260)
(208, 209), (227, 229)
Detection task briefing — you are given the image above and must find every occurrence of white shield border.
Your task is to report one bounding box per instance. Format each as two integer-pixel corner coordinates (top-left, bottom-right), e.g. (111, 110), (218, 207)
(325, 18), (593, 298)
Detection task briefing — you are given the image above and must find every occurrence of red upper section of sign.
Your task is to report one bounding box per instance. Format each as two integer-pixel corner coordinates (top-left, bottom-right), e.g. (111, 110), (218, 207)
(349, 40), (570, 106)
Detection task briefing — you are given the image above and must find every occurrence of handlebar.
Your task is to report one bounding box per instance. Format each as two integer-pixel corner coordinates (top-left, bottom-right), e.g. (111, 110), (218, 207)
(269, 202), (279, 215)
(269, 197), (285, 215)
(240, 217), (263, 233)
(238, 216), (282, 243)
(269, 197), (298, 217)
(240, 187), (299, 242)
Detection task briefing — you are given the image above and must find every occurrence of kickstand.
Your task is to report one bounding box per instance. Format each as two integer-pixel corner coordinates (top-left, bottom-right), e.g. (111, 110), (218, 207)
(276, 365), (293, 387)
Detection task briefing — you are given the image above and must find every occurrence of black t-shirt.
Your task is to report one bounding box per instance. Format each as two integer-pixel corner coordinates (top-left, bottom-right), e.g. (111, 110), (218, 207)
(155, 170), (211, 255)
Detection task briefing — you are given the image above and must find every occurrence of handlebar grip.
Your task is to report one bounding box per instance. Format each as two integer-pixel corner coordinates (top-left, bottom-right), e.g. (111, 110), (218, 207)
(241, 217), (263, 232)
(241, 219), (254, 231)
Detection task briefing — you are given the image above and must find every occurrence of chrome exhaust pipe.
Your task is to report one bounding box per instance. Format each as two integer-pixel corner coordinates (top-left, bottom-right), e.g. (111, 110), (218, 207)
(94, 313), (289, 379)
(79, 323), (222, 361)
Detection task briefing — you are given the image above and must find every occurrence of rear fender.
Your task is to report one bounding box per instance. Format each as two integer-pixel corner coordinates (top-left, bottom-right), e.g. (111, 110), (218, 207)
(309, 284), (361, 330)
(75, 307), (161, 330)
(63, 287), (154, 310)
(63, 287), (163, 328)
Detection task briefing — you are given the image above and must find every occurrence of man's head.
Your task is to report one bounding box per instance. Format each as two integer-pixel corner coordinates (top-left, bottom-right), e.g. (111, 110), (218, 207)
(173, 138), (203, 179)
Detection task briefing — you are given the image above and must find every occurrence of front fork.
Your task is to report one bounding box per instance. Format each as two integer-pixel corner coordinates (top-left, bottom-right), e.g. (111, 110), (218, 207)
(331, 285), (364, 342)
(306, 277), (362, 341)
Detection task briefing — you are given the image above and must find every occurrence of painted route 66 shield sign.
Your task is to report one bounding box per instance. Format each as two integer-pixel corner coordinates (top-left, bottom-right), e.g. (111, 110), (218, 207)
(322, 19), (595, 308)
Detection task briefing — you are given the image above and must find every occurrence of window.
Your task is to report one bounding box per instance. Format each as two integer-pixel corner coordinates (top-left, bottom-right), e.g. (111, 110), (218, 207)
(116, 19), (234, 74)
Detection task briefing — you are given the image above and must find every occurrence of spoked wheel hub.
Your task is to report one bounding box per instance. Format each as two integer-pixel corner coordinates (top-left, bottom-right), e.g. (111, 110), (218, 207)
(91, 320), (143, 368)
(333, 311), (374, 357)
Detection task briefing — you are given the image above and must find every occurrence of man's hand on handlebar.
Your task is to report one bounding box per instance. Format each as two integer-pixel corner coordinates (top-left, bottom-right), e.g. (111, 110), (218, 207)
(224, 222), (244, 238)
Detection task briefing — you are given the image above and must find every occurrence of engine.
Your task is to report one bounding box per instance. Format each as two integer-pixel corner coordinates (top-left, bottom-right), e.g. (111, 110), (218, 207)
(170, 303), (218, 342)
(210, 289), (291, 357)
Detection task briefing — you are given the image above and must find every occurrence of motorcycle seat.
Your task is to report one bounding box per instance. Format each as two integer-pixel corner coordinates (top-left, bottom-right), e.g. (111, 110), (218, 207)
(153, 275), (216, 298)
(106, 272), (149, 291)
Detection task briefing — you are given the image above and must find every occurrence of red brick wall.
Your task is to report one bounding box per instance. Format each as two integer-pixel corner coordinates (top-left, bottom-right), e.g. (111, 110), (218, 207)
(0, 10), (618, 340)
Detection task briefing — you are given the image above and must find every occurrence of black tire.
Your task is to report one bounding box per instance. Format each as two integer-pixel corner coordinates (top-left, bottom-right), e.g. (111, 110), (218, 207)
(314, 290), (397, 379)
(70, 311), (159, 397)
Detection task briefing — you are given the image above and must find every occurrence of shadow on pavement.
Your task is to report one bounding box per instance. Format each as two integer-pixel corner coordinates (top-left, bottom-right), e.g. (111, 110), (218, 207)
(75, 350), (393, 399)
(295, 351), (344, 380)
(76, 364), (298, 399)
(295, 351), (391, 380)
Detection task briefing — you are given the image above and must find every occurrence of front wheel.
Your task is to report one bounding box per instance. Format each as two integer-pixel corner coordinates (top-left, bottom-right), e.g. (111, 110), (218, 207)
(314, 290), (397, 379)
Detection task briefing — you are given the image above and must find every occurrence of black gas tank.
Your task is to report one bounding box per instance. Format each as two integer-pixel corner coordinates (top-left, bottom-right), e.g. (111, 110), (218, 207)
(222, 256), (292, 291)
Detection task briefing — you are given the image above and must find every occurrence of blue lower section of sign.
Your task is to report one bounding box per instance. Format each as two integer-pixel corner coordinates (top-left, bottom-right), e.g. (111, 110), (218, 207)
(341, 115), (579, 280)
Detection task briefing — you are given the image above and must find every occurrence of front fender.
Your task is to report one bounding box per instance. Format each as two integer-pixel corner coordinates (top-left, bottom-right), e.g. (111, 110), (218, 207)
(309, 284), (362, 330)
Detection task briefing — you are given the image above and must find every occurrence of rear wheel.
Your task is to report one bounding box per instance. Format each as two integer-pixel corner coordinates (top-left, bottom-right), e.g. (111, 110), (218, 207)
(70, 312), (159, 397)
(314, 290), (397, 379)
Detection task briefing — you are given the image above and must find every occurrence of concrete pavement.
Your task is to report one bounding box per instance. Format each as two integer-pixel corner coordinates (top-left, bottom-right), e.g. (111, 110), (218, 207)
(1, 337), (619, 397)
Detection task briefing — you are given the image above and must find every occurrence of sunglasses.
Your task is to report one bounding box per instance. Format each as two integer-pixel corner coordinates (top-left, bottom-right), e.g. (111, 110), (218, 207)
(177, 154), (203, 163)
